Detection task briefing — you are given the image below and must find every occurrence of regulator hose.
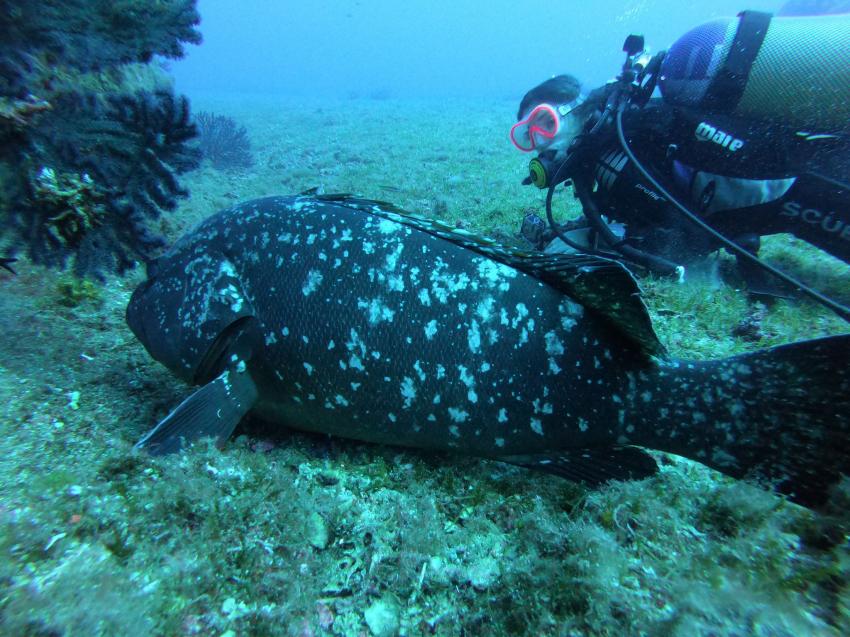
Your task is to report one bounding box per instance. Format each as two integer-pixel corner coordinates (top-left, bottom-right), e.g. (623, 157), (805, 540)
(615, 103), (850, 323)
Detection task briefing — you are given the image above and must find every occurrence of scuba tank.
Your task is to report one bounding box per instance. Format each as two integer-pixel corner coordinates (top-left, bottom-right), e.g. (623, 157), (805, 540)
(659, 12), (850, 133)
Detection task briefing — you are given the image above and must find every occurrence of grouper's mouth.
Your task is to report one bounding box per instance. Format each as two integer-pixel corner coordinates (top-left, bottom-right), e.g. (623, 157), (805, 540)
(125, 283), (151, 345)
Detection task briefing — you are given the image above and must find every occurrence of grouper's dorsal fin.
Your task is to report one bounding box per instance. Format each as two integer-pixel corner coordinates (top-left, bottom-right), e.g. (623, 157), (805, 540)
(316, 194), (666, 359)
(512, 252), (666, 358)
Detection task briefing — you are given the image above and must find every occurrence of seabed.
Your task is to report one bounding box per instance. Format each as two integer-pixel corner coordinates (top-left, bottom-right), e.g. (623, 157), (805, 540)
(1, 96), (848, 636)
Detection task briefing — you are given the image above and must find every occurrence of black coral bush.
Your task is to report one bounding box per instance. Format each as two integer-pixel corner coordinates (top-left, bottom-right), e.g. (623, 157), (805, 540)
(0, 0), (203, 276)
(194, 111), (254, 170)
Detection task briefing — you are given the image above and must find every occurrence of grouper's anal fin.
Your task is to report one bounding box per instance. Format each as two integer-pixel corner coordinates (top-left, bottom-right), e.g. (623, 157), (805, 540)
(135, 367), (259, 455)
(498, 447), (659, 486)
(315, 194), (666, 359)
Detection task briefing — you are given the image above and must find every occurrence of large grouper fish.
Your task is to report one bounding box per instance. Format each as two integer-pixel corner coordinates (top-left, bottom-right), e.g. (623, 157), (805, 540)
(127, 194), (850, 507)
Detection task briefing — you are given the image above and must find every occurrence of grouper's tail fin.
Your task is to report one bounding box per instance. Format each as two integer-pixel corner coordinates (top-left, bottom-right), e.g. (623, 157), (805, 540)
(644, 334), (850, 507)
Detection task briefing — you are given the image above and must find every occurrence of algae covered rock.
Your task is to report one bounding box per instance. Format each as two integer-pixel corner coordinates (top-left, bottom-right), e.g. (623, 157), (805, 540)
(364, 597), (401, 637)
(305, 511), (331, 550)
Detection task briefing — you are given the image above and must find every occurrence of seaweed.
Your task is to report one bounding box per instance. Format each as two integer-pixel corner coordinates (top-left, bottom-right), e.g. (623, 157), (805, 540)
(0, 0), (202, 276)
(194, 111), (254, 171)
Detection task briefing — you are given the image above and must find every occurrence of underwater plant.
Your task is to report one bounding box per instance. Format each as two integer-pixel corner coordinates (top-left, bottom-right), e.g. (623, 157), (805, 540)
(0, 0), (202, 276)
(194, 111), (254, 170)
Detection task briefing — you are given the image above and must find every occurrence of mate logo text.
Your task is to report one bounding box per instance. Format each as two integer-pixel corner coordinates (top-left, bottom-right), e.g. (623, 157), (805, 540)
(695, 122), (745, 152)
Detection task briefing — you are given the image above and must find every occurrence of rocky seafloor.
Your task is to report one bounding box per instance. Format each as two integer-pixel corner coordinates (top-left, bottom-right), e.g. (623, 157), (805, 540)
(1, 96), (848, 636)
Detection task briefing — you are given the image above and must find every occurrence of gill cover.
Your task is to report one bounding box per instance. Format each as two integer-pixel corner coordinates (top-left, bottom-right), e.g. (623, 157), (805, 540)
(127, 251), (257, 382)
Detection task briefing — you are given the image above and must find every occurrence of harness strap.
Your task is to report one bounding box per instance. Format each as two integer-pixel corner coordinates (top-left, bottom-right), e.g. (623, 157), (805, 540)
(703, 11), (772, 111)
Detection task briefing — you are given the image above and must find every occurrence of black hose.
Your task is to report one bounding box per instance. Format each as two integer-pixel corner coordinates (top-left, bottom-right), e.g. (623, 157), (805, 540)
(544, 153), (627, 260)
(615, 104), (850, 324)
(543, 122), (684, 274)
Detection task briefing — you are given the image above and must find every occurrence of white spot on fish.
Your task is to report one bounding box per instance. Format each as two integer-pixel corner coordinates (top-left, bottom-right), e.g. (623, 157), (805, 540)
(301, 270), (323, 296)
(387, 275), (405, 292)
(358, 298), (396, 324)
(303, 362), (314, 376)
(385, 244), (404, 271)
(413, 360), (426, 382)
(544, 331), (564, 356)
(511, 304), (529, 329)
(458, 366), (474, 387)
(476, 297), (495, 322)
(530, 418), (544, 436)
(477, 259), (517, 291)
(378, 219), (401, 234)
(467, 320), (481, 354)
(401, 377), (416, 408)
(559, 299), (583, 330)
(424, 319), (438, 340)
(458, 365), (478, 403)
(498, 408), (508, 423)
(448, 408), (468, 423)
(533, 399), (553, 415)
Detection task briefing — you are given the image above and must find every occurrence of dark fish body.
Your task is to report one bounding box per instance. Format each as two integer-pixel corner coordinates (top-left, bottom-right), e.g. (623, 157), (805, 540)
(127, 195), (850, 506)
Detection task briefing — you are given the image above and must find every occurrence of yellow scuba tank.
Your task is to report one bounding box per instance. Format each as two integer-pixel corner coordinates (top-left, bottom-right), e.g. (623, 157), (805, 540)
(659, 11), (850, 132)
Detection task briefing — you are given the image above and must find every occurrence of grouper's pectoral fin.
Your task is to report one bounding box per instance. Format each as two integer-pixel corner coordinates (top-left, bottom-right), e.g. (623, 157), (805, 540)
(135, 367), (259, 455)
(498, 447), (659, 486)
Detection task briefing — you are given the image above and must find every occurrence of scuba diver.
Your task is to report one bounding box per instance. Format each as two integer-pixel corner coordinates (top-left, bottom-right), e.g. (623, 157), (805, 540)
(511, 8), (850, 321)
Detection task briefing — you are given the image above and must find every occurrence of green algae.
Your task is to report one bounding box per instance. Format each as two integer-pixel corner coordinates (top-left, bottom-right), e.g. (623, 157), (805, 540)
(0, 97), (848, 636)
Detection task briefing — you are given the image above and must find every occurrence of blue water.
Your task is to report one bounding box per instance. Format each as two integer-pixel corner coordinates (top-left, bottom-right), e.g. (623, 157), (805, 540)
(171, 0), (785, 100)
